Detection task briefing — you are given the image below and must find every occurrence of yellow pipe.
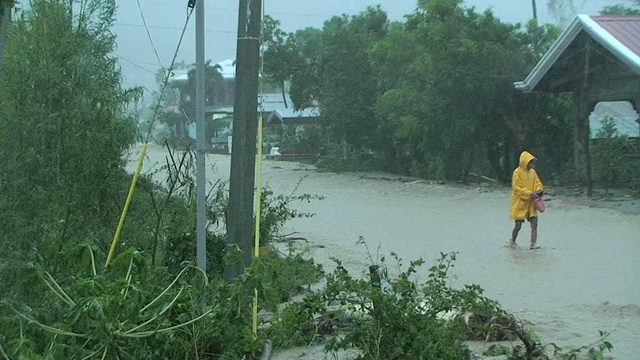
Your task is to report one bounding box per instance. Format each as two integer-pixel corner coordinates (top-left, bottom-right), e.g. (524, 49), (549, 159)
(252, 115), (264, 336)
(105, 143), (148, 267)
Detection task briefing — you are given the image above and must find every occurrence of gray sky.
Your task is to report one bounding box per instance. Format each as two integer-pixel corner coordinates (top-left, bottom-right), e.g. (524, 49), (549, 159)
(23, 0), (623, 96)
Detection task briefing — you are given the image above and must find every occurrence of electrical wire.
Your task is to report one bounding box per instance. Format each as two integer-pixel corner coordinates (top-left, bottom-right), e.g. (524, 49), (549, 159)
(117, 55), (157, 75)
(136, 0), (164, 72)
(113, 21), (236, 34)
(108, 3), (195, 262)
(139, 0), (334, 18)
(143, 5), (195, 144)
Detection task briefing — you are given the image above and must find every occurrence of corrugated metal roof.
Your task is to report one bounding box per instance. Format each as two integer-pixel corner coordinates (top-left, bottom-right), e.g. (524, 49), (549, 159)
(515, 15), (640, 92)
(591, 16), (640, 59)
(272, 108), (320, 119)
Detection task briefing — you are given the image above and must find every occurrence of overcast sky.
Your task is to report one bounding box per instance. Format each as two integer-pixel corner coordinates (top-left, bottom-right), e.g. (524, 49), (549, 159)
(21, 0), (622, 96)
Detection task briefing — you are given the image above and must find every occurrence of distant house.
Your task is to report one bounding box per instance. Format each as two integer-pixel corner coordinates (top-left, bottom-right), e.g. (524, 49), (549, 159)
(169, 59), (236, 108)
(267, 107), (320, 126)
(167, 59), (319, 153)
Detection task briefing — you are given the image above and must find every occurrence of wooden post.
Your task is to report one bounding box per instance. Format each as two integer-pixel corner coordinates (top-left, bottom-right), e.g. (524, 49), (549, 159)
(634, 98), (640, 156)
(581, 41), (593, 197)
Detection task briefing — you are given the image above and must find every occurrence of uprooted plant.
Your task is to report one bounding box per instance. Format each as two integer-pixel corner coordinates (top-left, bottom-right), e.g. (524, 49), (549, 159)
(262, 239), (615, 360)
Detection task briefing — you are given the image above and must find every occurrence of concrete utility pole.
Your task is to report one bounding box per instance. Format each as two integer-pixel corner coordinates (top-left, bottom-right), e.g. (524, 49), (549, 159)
(195, 0), (207, 271)
(226, 0), (262, 281)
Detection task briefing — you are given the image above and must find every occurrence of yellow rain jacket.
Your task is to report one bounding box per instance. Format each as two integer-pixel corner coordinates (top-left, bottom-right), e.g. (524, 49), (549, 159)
(509, 151), (544, 220)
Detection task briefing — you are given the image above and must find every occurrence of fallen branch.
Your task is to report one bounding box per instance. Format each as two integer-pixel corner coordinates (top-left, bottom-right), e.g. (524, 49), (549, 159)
(469, 172), (499, 183)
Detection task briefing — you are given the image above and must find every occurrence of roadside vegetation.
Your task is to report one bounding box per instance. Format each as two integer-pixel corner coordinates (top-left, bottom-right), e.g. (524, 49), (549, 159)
(0, 0), (630, 359)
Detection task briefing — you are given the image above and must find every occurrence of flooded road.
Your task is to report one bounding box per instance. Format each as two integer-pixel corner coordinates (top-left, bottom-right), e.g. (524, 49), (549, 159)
(135, 144), (640, 358)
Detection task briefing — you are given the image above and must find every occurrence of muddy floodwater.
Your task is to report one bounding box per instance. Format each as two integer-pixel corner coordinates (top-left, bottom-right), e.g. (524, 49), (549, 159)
(133, 144), (640, 359)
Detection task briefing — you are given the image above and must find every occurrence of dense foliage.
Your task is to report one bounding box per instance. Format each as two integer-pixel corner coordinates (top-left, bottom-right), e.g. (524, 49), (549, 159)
(261, 0), (639, 189)
(0, 2), (323, 358)
(0, 0), (140, 256)
(263, 244), (614, 360)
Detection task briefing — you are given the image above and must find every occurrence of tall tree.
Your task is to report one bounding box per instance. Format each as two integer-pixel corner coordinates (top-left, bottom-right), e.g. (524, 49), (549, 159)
(600, 0), (640, 14)
(372, 0), (562, 181)
(152, 60), (189, 108)
(547, 0), (587, 28)
(318, 6), (389, 150)
(262, 15), (297, 108)
(288, 27), (323, 110)
(181, 61), (222, 115)
(261, 18), (323, 110)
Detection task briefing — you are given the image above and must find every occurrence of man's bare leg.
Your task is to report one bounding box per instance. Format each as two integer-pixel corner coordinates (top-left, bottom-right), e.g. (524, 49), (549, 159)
(529, 217), (539, 249)
(510, 220), (523, 247)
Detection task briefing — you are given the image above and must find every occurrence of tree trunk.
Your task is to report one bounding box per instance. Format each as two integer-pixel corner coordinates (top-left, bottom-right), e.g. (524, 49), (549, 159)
(0, 4), (12, 76)
(460, 145), (476, 184)
(281, 80), (288, 108)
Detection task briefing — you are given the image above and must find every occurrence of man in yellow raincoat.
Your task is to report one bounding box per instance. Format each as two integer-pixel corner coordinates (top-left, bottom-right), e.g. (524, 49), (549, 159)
(509, 151), (544, 249)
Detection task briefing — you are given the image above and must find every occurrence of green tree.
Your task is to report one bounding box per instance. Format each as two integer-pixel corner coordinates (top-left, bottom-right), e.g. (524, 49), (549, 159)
(262, 15), (298, 108)
(264, 1), (571, 182)
(319, 6), (389, 151)
(371, 0), (562, 181)
(181, 61), (223, 115)
(591, 117), (633, 192)
(288, 27), (323, 110)
(0, 0), (140, 255)
(154, 61), (221, 146)
(261, 18), (323, 111)
(547, 0), (587, 28)
(600, 0), (640, 15)
(152, 60), (189, 108)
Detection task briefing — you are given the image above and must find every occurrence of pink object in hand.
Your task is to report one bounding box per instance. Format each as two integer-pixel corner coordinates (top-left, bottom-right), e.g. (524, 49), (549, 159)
(535, 198), (546, 212)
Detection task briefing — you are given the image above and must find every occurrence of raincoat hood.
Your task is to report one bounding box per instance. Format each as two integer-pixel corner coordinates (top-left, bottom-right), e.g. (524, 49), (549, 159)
(518, 151), (536, 171)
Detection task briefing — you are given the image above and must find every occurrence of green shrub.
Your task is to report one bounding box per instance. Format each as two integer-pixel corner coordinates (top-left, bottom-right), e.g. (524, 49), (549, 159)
(591, 117), (637, 192)
(0, 247), (265, 360)
(260, 248), (324, 305)
(315, 142), (386, 173)
(259, 178), (324, 245)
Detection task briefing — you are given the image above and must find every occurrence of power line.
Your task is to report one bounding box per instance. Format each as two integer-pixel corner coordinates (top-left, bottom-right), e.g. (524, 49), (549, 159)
(136, 0), (164, 68)
(116, 54), (163, 68)
(144, 6), (195, 143)
(113, 21), (236, 34)
(120, 65), (156, 76)
(139, 0), (335, 18)
(140, 0), (234, 12)
(117, 55), (157, 75)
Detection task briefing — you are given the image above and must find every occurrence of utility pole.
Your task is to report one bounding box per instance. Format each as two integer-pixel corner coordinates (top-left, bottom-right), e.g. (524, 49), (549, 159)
(226, 0), (262, 281)
(195, 0), (207, 272)
(531, 0), (538, 20)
